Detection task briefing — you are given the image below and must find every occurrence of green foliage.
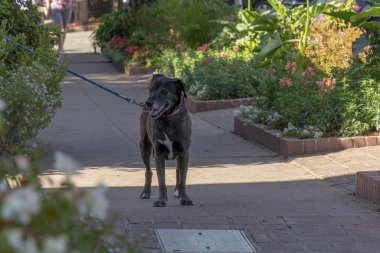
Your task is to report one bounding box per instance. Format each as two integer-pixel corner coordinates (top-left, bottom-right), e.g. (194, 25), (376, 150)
(158, 49), (259, 100)
(0, 147), (142, 253)
(213, 9), (263, 52)
(0, 1), (66, 152)
(91, 2), (141, 48)
(140, 0), (231, 48)
(238, 58), (380, 137)
(93, 0), (232, 66)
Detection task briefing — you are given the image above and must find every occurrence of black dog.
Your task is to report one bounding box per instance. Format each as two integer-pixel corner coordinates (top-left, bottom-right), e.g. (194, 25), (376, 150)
(139, 74), (193, 207)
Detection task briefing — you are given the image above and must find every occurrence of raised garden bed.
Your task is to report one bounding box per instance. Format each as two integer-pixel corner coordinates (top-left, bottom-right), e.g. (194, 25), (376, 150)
(356, 171), (380, 205)
(111, 60), (156, 76)
(185, 96), (256, 113)
(234, 117), (380, 158)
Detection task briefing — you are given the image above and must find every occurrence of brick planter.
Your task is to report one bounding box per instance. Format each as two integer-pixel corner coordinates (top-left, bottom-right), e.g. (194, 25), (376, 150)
(111, 61), (156, 76)
(356, 171), (380, 204)
(185, 96), (256, 113)
(234, 117), (380, 158)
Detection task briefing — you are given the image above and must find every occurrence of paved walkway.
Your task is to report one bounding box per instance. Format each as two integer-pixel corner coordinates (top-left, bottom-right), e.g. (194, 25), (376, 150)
(36, 31), (380, 253)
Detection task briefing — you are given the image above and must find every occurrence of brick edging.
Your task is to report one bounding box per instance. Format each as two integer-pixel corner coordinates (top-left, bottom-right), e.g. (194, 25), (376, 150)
(107, 56), (156, 76)
(185, 96), (256, 113)
(356, 171), (380, 204)
(234, 117), (380, 158)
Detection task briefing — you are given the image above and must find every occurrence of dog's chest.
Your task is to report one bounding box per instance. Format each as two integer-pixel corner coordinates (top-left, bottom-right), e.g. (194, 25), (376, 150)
(156, 132), (183, 160)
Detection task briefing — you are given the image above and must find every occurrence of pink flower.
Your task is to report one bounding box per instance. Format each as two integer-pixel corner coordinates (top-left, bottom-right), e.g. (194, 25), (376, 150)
(285, 61), (297, 74)
(317, 78), (336, 92)
(279, 78), (292, 88)
(302, 67), (315, 79)
(175, 43), (182, 52)
(354, 5), (362, 12)
(233, 45), (240, 52)
(127, 45), (139, 54)
(197, 44), (209, 53)
(203, 57), (214, 66)
(220, 51), (227, 58)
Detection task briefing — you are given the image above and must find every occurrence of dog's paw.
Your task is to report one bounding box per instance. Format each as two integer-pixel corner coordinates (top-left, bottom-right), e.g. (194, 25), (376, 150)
(153, 199), (167, 207)
(140, 192), (151, 199)
(180, 197), (193, 206)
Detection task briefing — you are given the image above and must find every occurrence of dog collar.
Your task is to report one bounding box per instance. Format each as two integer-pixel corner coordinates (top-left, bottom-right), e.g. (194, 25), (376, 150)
(168, 104), (181, 117)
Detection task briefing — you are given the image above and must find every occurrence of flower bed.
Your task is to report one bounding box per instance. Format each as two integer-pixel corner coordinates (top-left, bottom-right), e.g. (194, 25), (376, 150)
(234, 117), (380, 158)
(185, 95), (256, 113)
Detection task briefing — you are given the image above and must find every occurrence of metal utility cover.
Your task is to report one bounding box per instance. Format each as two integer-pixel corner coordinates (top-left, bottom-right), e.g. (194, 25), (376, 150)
(155, 229), (256, 253)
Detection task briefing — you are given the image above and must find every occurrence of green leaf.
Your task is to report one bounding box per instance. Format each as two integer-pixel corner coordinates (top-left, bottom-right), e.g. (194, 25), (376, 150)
(352, 34), (369, 60)
(236, 23), (249, 32)
(324, 11), (356, 22)
(267, 0), (288, 18)
(351, 7), (380, 23)
(238, 9), (261, 23)
(255, 34), (284, 61)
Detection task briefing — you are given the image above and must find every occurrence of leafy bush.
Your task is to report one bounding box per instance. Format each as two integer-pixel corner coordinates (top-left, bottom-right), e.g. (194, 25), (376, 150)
(0, 103), (141, 252)
(158, 47), (259, 100)
(93, 0), (232, 66)
(91, 2), (143, 48)
(237, 57), (380, 138)
(0, 2), (66, 153)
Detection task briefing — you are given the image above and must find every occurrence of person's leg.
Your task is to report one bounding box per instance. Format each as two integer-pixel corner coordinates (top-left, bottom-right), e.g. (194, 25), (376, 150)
(60, 8), (73, 50)
(50, 8), (64, 50)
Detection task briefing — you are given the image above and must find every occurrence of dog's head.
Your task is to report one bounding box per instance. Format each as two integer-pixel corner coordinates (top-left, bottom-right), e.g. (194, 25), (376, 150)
(145, 74), (187, 119)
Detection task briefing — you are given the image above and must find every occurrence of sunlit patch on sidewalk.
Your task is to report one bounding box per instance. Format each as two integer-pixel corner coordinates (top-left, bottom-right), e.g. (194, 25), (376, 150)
(155, 229), (256, 253)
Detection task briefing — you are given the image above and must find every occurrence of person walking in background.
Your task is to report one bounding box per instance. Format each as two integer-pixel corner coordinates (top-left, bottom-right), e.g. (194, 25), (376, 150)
(44, 0), (73, 52)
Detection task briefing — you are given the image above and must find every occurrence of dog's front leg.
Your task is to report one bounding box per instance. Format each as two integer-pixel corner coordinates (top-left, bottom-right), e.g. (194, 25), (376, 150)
(176, 152), (193, 206)
(154, 156), (168, 207)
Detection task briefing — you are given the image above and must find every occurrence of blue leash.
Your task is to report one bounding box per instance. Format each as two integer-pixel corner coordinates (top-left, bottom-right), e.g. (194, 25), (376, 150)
(3, 37), (145, 108)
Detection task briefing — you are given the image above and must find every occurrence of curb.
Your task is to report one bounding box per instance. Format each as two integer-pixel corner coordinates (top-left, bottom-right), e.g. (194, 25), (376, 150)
(185, 96), (256, 113)
(233, 117), (380, 158)
(356, 171), (380, 204)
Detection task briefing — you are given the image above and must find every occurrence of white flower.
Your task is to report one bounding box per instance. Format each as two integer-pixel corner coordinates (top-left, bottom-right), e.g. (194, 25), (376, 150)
(78, 184), (109, 220)
(0, 180), (8, 193)
(1, 187), (41, 224)
(0, 99), (6, 111)
(4, 228), (23, 249)
(15, 155), (30, 171)
(53, 151), (79, 173)
(4, 228), (39, 253)
(42, 235), (68, 253)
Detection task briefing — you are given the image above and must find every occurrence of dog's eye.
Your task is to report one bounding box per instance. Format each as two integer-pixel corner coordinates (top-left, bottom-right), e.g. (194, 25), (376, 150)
(161, 89), (168, 96)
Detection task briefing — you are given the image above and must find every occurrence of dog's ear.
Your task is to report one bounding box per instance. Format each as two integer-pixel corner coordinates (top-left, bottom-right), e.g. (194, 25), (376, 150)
(150, 74), (164, 88)
(174, 78), (187, 98)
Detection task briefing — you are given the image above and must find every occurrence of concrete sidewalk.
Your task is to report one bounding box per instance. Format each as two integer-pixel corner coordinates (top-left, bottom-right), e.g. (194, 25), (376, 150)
(36, 31), (380, 253)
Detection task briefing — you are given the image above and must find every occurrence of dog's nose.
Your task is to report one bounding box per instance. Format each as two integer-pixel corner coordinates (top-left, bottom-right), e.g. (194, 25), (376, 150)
(145, 101), (153, 108)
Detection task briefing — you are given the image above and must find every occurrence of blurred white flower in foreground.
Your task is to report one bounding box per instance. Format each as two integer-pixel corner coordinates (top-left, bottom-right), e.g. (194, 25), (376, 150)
(0, 180), (8, 193)
(1, 187), (41, 224)
(15, 155), (30, 171)
(0, 99), (6, 111)
(53, 151), (79, 173)
(78, 184), (109, 220)
(42, 235), (68, 253)
(4, 228), (38, 253)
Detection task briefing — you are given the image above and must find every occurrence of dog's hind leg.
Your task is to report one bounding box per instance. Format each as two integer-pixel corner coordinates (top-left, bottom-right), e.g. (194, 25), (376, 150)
(176, 152), (193, 206)
(140, 135), (153, 199)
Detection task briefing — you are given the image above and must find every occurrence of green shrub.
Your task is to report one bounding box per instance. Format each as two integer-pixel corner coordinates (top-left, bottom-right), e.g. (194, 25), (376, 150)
(91, 2), (142, 48)
(158, 48), (259, 100)
(237, 58), (380, 138)
(0, 118), (141, 252)
(0, 1), (66, 152)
